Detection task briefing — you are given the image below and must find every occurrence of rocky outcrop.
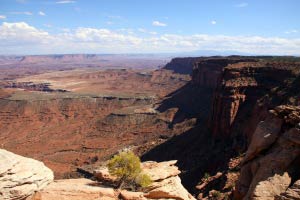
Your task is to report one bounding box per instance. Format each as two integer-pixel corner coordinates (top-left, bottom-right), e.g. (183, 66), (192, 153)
(235, 105), (300, 199)
(92, 160), (195, 200)
(0, 149), (53, 200)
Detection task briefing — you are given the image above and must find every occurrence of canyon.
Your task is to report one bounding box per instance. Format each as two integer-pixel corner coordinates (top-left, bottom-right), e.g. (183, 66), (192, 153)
(0, 55), (300, 199)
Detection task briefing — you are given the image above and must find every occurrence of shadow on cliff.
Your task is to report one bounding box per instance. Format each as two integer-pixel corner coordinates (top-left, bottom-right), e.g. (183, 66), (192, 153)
(156, 82), (213, 125)
(142, 82), (238, 195)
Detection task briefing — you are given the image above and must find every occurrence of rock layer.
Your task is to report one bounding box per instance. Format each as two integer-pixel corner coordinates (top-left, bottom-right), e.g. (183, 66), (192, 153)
(0, 149), (54, 200)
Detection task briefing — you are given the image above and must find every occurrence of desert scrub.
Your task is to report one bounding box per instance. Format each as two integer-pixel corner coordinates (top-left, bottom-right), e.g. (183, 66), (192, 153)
(202, 172), (211, 181)
(107, 150), (152, 190)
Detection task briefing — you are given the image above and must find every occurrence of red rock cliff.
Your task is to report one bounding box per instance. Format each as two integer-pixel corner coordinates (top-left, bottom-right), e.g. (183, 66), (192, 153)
(205, 61), (299, 137)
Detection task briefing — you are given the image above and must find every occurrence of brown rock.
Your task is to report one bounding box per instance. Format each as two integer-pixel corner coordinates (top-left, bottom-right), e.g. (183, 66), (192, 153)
(243, 114), (283, 163)
(236, 106), (300, 199)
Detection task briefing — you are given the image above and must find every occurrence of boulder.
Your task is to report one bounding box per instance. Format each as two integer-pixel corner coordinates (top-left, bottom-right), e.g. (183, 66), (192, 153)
(144, 176), (196, 200)
(0, 149), (54, 200)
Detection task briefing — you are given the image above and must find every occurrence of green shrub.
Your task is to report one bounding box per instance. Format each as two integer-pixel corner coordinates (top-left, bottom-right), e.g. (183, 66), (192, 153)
(107, 151), (152, 190)
(135, 173), (153, 188)
(203, 172), (210, 181)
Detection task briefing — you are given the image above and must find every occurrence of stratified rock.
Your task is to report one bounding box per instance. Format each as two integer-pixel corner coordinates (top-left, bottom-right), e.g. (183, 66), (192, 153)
(32, 179), (117, 200)
(276, 179), (300, 200)
(0, 149), (54, 200)
(144, 176), (196, 200)
(141, 160), (180, 181)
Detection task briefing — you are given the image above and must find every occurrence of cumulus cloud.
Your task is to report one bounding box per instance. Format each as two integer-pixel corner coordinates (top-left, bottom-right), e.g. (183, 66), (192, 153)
(235, 2), (248, 7)
(56, 1), (76, 4)
(0, 15), (6, 20)
(0, 22), (300, 55)
(211, 20), (217, 25)
(152, 21), (167, 27)
(38, 11), (46, 16)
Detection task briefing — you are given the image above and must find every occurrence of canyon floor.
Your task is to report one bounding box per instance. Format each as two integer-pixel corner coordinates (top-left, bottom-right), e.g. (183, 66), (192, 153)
(0, 57), (192, 179)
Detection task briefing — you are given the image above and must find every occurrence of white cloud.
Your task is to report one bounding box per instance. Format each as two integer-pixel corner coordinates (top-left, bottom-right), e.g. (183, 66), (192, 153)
(235, 2), (248, 7)
(285, 30), (298, 34)
(0, 22), (300, 55)
(0, 15), (6, 20)
(56, 1), (76, 4)
(211, 20), (217, 25)
(106, 21), (114, 25)
(152, 21), (167, 27)
(38, 11), (46, 16)
(10, 11), (33, 15)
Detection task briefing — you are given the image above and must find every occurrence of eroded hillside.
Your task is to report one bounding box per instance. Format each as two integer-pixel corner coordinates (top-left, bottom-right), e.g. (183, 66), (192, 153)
(0, 68), (192, 178)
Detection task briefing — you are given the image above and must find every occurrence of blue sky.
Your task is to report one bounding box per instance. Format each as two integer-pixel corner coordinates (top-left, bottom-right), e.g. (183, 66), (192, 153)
(0, 0), (299, 55)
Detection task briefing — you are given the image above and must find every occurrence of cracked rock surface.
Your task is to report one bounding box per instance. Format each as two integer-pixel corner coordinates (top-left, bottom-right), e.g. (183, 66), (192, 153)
(0, 149), (54, 200)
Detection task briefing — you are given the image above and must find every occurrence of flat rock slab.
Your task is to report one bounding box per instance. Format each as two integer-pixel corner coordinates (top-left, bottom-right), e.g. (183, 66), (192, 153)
(32, 179), (117, 200)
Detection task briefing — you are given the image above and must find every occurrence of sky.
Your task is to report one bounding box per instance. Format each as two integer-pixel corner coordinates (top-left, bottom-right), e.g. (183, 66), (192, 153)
(0, 0), (299, 55)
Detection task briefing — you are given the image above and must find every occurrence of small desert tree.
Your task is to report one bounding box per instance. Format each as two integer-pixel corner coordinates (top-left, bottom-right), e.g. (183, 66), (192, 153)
(107, 150), (152, 190)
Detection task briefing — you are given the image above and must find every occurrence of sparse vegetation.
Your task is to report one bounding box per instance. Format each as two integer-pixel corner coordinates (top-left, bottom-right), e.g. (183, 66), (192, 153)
(203, 172), (211, 181)
(107, 150), (152, 190)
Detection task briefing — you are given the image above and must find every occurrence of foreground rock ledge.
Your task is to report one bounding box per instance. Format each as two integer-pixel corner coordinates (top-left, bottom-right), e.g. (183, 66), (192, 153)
(0, 149), (54, 200)
(31, 160), (195, 200)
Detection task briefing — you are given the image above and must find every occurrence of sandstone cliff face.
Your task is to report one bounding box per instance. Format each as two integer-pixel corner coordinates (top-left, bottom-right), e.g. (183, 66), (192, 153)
(143, 57), (300, 198)
(207, 61), (299, 137)
(0, 149), (53, 200)
(192, 58), (254, 88)
(235, 105), (300, 200)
